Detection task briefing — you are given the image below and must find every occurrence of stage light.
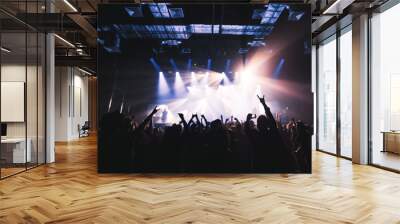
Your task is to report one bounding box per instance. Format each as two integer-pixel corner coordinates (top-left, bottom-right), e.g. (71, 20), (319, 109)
(120, 100), (124, 113)
(107, 97), (113, 112)
(158, 72), (170, 96)
(162, 40), (182, 46)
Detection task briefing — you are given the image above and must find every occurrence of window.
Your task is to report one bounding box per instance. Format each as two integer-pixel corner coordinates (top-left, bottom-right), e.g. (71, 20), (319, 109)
(317, 36), (337, 154)
(339, 28), (352, 158)
(370, 3), (400, 171)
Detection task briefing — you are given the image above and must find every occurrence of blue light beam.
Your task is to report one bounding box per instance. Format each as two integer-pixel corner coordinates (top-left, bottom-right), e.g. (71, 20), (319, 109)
(158, 72), (170, 96)
(174, 72), (186, 96)
(207, 58), (212, 70)
(150, 57), (161, 72)
(187, 58), (192, 71)
(273, 58), (285, 79)
(169, 58), (178, 72)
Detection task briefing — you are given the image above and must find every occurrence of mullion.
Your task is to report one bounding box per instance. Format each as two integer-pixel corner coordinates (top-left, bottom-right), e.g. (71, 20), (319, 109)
(336, 31), (341, 157)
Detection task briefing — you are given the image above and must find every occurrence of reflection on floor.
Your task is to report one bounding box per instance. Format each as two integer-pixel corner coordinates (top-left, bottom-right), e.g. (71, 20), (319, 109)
(0, 136), (400, 223)
(0, 167), (25, 178)
(0, 163), (41, 178)
(373, 150), (400, 171)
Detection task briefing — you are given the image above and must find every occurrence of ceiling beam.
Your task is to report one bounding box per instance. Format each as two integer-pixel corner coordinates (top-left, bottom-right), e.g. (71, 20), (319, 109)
(67, 13), (97, 46)
(55, 55), (96, 70)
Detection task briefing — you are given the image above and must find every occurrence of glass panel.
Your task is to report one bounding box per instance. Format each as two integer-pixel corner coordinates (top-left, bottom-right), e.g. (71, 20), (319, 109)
(371, 4), (400, 171)
(0, 1), (46, 178)
(27, 30), (38, 169)
(1, 30), (28, 177)
(312, 45), (317, 150)
(318, 36), (337, 154)
(38, 32), (45, 165)
(26, 0), (40, 170)
(339, 29), (352, 158)
(39, 0), (47, 165)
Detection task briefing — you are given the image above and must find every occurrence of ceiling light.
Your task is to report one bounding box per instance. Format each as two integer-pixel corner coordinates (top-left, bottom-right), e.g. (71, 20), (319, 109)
(78, 67), (93, 76)
(1, 47), (11, 53)
(54, 34), (75, 48)
(63, 0), (78, 12)
(322, 0), (353, 15)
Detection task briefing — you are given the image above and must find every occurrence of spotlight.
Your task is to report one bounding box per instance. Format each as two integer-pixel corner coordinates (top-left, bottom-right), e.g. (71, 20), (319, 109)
(174, 71), (185, 94)
(158, 72), (169, 96)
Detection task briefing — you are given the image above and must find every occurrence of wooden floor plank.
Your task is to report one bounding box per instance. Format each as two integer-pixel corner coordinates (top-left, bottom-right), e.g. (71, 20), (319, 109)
(1, 135), (400, 223)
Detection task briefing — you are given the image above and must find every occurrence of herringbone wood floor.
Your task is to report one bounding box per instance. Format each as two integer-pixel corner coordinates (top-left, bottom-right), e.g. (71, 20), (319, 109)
(1, 135), (400, 224)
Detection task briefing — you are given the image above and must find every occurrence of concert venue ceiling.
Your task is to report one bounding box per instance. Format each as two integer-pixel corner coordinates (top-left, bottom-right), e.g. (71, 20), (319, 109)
(98, 3), (309, 74)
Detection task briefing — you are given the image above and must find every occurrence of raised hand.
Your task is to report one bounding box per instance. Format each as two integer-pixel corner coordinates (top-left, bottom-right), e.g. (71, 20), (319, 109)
(257, 94), (266, 105)
(178, 113), (185, 119)
(151, 106), (159, 115)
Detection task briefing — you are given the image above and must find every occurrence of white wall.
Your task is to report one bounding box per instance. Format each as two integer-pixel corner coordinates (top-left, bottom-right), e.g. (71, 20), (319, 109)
(1, 63), (46, 164)
(55, 66), (89, 141)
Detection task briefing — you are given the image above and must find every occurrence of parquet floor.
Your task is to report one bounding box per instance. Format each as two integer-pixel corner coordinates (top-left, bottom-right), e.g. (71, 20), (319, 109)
(1, 135), (400, 224)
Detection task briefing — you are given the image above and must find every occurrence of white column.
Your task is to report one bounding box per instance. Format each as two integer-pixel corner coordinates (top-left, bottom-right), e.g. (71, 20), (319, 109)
(352, 14), (369, 164)
(46, 1), (55, 163)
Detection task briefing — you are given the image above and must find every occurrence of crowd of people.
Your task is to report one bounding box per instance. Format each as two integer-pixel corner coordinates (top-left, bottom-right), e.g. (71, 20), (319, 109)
(99, 95), (312, 173)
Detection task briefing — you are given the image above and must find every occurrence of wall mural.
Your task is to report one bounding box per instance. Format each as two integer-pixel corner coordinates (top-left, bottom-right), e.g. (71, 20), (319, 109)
(98, 3), (313, 173)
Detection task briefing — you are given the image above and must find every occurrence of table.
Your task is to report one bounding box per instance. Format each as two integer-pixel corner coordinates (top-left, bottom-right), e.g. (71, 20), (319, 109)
(1, 138), (31, 164)
(382, 131), (400, 154)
